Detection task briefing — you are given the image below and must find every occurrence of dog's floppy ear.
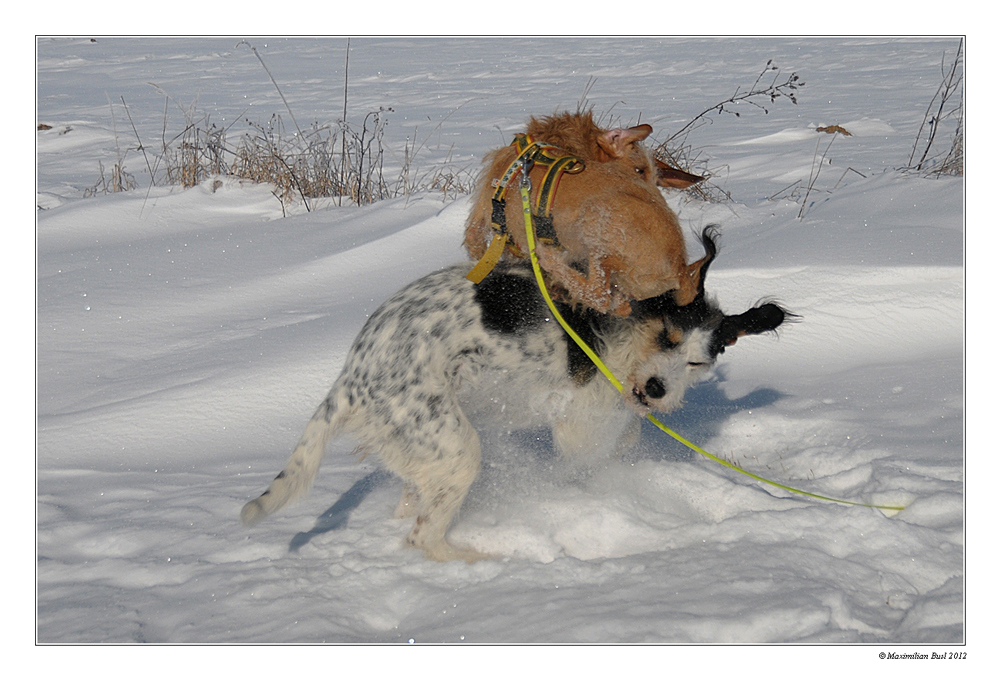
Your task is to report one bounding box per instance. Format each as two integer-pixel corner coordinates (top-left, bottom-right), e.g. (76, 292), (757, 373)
(596, 124), (653, 159)
(710, 303), (794, 356)
(655, 159), (705, 188)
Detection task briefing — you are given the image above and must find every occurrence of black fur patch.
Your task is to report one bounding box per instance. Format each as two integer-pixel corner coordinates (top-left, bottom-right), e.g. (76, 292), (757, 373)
(632, 290), (715, 331)
(656, 326), (679, 351)
(474, 267), (550, 335)
(474, 265), (607, 385)
(555, 302), (604, 385)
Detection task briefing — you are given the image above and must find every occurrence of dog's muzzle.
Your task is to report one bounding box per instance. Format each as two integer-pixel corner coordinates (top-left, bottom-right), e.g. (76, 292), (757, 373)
(644, 377), (666, 400)
(631, 377), (666, 408)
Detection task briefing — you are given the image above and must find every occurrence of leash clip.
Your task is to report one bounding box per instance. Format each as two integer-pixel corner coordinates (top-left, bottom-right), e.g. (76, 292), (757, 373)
(519, 157), (534, 191)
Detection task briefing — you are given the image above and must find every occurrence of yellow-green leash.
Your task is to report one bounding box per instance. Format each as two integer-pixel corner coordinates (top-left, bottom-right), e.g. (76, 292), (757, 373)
(515, 171), (905, 513)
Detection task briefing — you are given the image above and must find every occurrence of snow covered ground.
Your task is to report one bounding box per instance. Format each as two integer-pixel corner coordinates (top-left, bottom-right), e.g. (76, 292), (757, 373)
(35, 36), (973, 657)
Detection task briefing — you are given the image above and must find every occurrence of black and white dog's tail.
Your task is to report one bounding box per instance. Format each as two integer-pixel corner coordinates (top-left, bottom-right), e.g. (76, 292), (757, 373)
(240, 389), (348, 527)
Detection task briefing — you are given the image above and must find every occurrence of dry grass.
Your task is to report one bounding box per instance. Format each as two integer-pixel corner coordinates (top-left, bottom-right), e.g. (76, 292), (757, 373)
(650, 60), (803, 204)
(90, 56), (815, 210)
(905, 38), (964, 177)
(93, 101), (476, 211)
(84, 159), (137, 196)
(92, 40), (474, 210)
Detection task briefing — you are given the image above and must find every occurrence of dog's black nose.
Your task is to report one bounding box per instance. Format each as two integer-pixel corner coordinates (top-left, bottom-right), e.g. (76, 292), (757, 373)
(644, 377), (666, 400)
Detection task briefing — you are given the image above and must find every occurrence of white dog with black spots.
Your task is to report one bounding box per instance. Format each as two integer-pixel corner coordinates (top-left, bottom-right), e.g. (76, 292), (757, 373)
(242, 227), (792, 562)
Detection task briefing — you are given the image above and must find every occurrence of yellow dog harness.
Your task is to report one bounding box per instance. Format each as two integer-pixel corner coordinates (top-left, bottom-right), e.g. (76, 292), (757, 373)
(465, 135), (584, 284)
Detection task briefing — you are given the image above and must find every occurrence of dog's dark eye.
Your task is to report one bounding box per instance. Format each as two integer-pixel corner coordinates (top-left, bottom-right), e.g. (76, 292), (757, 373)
(635, 166), (646, 176)
(688, 362), (706, 368)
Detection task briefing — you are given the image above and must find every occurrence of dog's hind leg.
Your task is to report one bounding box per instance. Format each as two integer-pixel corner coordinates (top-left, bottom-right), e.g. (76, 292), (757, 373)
(241, 390), (346, 527)
(397, 414), (488, 563)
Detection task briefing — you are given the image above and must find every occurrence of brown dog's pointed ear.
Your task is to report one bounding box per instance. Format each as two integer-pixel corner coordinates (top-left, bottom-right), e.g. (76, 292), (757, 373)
(597, 124), (653, 159)
(655, 159), (705, 188)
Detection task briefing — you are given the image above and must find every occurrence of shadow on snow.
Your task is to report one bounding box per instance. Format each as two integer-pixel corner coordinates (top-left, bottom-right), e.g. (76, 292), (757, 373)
(288, 367), (786, 551)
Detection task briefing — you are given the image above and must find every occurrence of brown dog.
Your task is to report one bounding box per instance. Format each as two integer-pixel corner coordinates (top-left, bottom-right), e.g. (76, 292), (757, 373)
(463, 112), (706, 316)
(524, 111), (703, 188)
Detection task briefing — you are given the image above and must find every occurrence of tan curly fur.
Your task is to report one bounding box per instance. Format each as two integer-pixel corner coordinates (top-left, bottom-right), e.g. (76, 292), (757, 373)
(463, 111), (708, 315)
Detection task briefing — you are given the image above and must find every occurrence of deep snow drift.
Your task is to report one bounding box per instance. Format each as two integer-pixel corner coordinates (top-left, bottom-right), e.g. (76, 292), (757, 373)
(37, 37), (966, 647)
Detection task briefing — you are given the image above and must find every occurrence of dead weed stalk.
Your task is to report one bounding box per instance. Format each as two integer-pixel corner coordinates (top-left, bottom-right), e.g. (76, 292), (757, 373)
(905, 38), (964, 177)
(652, 60), (803, 203)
